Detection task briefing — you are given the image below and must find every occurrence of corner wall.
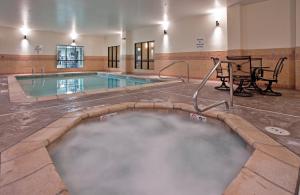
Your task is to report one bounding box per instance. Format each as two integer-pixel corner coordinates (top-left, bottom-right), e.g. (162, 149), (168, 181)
(104, 0), (298, 89)
(241, 0), (295, 49)
(227, 0), (297, 89)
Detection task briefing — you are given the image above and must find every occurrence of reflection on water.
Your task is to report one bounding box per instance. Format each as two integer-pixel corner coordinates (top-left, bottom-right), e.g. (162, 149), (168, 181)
(57, 78), (84, 95)
(56, 77), (126, 95)
(108, 77), (121, 88)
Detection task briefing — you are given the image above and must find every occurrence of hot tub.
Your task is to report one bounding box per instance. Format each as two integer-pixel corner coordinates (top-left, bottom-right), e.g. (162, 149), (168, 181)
(49, 111), (250, 195)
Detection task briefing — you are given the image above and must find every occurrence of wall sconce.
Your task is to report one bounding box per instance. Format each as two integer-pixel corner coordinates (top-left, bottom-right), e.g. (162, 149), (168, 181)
(71, 39), (76, 46)
(20, 26), (30, 40)
(216, 21), (220, 27)
(70, 32), (78, 46)
(162, 19), (169, 35)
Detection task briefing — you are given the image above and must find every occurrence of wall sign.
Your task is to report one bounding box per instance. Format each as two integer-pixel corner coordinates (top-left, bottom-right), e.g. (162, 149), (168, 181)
(196, 38), (205, 49)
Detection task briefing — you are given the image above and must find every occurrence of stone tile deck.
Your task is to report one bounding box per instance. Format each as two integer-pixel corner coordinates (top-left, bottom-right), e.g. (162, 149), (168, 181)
(0, 75), (299, 156)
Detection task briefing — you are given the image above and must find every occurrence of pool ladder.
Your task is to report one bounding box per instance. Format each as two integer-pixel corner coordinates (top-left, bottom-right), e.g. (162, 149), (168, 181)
(31, 66), (45, 75)
(192, 59), (234, 114)
(158, 61), (190, 82)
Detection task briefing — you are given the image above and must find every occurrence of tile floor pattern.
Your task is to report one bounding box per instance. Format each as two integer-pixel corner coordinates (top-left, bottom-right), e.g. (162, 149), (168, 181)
(0, 75), (300, 159)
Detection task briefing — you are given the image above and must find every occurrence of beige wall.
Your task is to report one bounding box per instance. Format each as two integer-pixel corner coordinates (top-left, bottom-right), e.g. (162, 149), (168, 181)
(227, 4), (242, 50)
(226, 0), (297, 89)
(0, 26), (107, 74)
(0, 55), (107, 74)
(126, 13), (228, 55)
(105, 34), (121, 50)
(241, 0), (295, 49)
(296, 0), (300, 47)
(122, 12), (228, 76)
(0, 26), (106, 56)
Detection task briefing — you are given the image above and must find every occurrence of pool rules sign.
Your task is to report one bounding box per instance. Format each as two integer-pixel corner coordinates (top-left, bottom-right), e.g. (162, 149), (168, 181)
(196, 38), (205, 49)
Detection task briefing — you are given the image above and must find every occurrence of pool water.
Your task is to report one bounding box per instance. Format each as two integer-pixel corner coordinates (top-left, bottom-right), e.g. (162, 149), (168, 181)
(49, 112), (250, 195)
(16, 73), (157, 97)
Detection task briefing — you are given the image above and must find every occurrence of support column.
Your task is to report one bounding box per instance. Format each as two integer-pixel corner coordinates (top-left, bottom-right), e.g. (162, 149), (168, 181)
(120, 31), (127, 73)
(296, 0), (300, 90)
(227, 4), (243, 56)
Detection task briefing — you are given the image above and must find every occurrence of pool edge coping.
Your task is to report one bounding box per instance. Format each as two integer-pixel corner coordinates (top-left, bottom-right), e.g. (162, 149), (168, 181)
(0, 102), (299, 195)
(8, 73), (181, 103)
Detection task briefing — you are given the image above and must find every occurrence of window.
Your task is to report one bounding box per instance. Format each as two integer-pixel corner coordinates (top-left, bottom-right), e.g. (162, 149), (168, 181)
(108, 46), (120, 68)
(135, 41), (154, 70)
(57, 45), (84, 68)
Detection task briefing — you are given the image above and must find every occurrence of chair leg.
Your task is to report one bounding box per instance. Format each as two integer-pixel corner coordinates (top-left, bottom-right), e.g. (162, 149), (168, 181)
(260, 81), (282, 96)
(215, 78), (230, 91)
(233, 80), (253, 97)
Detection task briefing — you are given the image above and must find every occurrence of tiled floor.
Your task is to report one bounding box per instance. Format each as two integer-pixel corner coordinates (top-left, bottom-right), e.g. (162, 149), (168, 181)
(0, 75), (300, 158)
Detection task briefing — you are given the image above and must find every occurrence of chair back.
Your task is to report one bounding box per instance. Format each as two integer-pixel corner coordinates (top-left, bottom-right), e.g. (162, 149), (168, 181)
(211, 57), (222, 74)
(273, 57), (287, 80)
(226, 56), (251, 76)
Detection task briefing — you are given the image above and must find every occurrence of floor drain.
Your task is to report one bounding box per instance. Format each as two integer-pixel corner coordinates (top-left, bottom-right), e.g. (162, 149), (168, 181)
(264, 126), (290, 136)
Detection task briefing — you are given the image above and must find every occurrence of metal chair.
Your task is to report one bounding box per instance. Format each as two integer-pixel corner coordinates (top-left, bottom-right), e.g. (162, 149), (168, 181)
(212, 57), (230, 91)
(227, 56), (253, 97)
(258, 57), (287, 96)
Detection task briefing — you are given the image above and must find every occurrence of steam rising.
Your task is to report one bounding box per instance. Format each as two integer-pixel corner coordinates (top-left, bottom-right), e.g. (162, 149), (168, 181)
(49, 112), (250, 195)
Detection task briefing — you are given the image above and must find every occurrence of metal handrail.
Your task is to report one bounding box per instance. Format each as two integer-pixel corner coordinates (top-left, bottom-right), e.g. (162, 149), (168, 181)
(192, 59), (234, 114)
(158, 61), (190, 82)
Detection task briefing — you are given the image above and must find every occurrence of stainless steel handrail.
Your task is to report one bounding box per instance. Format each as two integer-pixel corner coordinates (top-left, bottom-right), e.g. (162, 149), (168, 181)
(192, 59), (234, 114)
(158, 61), (190, 82)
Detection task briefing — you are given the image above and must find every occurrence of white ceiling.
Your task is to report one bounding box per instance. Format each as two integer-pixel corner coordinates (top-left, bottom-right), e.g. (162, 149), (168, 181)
(0, 0), (257, 35)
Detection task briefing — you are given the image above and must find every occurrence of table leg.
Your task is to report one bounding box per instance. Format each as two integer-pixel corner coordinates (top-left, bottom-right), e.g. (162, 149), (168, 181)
(246, 68), (262, 92)
(234, 80), (253, 97)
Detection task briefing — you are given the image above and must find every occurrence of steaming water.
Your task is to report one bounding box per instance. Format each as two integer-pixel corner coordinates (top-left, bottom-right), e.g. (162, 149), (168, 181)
(49, 112), (250, 195)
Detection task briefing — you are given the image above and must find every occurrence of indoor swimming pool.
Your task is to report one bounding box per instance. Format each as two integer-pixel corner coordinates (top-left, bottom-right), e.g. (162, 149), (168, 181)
(49, 111), (251, 195)
(16, 73), (158, 97)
